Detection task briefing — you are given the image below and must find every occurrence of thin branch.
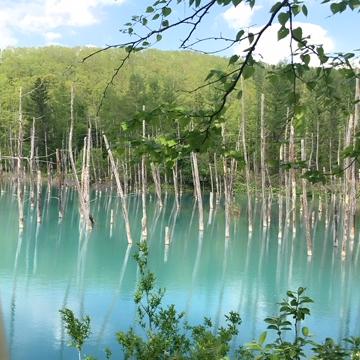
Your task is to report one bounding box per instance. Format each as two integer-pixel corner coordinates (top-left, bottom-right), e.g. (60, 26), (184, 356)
(201, 0), (289, 136)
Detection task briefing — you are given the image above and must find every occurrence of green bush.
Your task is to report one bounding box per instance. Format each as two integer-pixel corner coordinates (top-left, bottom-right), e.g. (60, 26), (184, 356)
(61, 243), (360, 359)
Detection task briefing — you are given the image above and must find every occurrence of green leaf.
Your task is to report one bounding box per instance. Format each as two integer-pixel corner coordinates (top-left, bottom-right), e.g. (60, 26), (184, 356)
(270, 1), (283, 13)
(245, 342), (263, 351)
(242, 64), (254, 79)
(156, 34), (162, 41)
(162, 7), (172, 16)
(232, 0), (242, 5)
(291, 4), (301, 15)
(278, 26), (289, 40)
(278, 12), (289, 26)
(292, 26), (303, 40)
(229, 54), (239, 65)
(317, 46), (329, 64)
(301, 54), (311, 66)
(258, 331), (267, 345)
(287, 291), (295, 298)
(330, 2), (339, 13)
(146, 6), (154, 12)
(236, 30), (245, 41)
(302, 4), (308, 16)
(330, 1), (347, 13)
(248, 32), (254, 44)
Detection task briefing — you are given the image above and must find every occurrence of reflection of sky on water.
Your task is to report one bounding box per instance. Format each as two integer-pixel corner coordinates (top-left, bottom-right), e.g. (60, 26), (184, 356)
(0, 183), (359, 359)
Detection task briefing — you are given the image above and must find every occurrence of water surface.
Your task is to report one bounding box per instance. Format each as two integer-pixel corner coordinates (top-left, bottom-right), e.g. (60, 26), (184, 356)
(0, 184), (359, 359)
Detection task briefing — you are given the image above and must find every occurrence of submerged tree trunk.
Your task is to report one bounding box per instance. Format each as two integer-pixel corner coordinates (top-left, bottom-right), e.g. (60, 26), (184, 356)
(191, 152), (204, 232)
(289, 118), (297, 230)
(68, 85), (93, 230)
(36, 170), (42, 224)
(241, 78), (253, 234)
(214, 153), (220, 204)
(209, 162), (214, 211)
(332, 193), (339, 247)
(56, 148), (64, 219)
(221, 124), (231, 238)
(141, 118), (148, 239)
(103, 133), (133, 244)
(29, 117), (36, 208)
(301, 139), (313, 256)
(17, 88), (24, 230)
(342, 114), (353, 258)
(150, 162), (163, 208)
(82, 127), (92, 228)
(172, 161), (180, 210)
(349, 74), (359, 252)
(260, 94), (267, 228)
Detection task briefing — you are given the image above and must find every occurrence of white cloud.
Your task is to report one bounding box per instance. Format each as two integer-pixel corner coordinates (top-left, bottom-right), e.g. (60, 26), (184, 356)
(222, 3), (262, 29)
(234, 22), (335, 65)
(0, 0), (125, 48)
(0, 8), (18, 48)
(44, 31), (62, 42)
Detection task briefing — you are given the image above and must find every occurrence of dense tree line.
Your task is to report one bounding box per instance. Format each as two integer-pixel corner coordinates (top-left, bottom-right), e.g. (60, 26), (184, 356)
(0, 46), (355, 187)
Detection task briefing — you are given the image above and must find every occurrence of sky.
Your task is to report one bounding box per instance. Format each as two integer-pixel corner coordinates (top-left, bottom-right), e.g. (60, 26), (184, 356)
(0, 0), (358, 65)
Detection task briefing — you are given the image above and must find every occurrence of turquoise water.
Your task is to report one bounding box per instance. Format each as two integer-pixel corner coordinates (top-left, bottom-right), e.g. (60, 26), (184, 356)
(0, 184), (359, 359)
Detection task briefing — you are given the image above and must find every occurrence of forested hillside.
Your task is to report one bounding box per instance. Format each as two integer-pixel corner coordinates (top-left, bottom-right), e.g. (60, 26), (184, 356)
(0, 46), (355, 185)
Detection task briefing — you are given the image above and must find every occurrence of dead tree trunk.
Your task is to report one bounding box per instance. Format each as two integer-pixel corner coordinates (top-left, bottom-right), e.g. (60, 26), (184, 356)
(284, 124), (291, 227)
(17, 88), (24, 230)
(221, 124), (232, 238)
(172, 161), (180, 210)
(301, 139), (313, 256)
(81, 127), (92, 228)
(214, 153), (220, 204)
(29, 117), (36, 208)
(316, 120), (320, 171)
(141, 118), (148, 239)
(191, 152), (204, 232)
(36, 170), (42, 224)
(56, 148), (64, 219)
(342, 114), (353, 258)
(332, 193), (339, 247)
(241, 78), (253, 234)
(349, 74), (359, 252)
(150, 162), (163, 208)
(260, 93), (267, 228)
(68, 85), (93, 230)
(289, 118), (297, 229)
(103, 133), (133, 244)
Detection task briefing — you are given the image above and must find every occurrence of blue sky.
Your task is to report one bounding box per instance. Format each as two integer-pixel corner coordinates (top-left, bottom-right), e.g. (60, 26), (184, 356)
(0, 0), (358, 64)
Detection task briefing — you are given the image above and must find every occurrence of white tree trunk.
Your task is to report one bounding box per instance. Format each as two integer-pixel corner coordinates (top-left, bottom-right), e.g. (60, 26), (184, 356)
(17, 88), (24, 230)
(260, 93), (267, 228)
(37, 170), (42, 224)
(68, 85), (93, 230)
(191, 152), (204, 232)
(103, 133), (133, 244)
(301, 139), (313, 256)
(141, 119), (148, 239)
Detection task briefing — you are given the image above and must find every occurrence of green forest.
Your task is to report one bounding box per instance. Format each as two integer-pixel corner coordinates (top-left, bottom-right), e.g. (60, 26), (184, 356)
(0, 46), (355, 185)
